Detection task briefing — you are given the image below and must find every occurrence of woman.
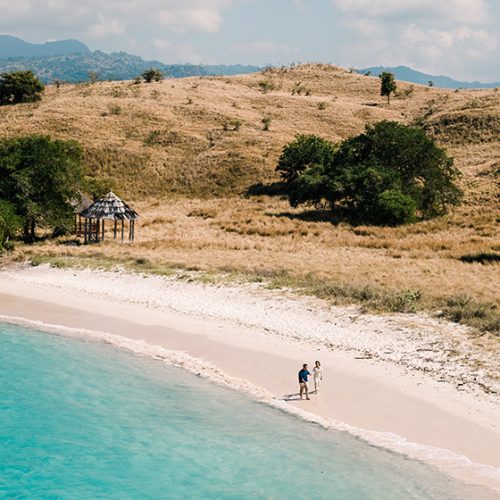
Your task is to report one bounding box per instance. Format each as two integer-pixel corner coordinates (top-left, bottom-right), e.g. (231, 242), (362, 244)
(313, 361), (323, 393)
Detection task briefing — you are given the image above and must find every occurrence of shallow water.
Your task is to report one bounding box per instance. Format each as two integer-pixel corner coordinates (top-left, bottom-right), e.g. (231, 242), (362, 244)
(0, 322), (492, 499)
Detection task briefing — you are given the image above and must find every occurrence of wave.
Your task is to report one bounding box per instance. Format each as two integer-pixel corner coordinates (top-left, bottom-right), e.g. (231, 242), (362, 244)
(1, 313), (499, 494)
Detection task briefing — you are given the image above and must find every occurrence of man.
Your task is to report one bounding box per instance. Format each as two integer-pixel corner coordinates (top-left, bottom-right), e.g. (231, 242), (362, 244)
(298, 363), (311, 400)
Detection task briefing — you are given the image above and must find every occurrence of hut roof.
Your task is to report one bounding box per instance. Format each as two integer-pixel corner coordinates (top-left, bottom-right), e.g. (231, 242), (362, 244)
(79, 192), (139, 221)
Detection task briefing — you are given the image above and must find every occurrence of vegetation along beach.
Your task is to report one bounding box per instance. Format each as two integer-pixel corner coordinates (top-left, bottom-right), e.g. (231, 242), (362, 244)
(0, 5), (499, 498)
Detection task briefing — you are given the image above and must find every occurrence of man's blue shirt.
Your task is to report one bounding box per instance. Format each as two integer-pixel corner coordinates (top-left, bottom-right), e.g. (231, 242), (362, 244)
(298, 369), (310, 383)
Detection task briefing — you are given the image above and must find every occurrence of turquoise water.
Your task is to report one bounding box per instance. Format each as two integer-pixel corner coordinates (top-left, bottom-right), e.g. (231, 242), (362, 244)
(0, 322), (490, 499)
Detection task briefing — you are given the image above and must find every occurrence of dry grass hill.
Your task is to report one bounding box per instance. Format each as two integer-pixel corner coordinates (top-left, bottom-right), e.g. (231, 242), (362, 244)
(1, 64), (499, 332)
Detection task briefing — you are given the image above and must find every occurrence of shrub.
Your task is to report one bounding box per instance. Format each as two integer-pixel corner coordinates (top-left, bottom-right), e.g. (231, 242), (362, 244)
(441, 295), (499, 333)
(370, 189), (417, 226)
(291, 81), (308, 95)
(142, 68), (163, 83)
(262, 116), (272, 131)
(222, 119), (242, 132)
(0, 70), (45, 105)
(258, 80), (274, 93)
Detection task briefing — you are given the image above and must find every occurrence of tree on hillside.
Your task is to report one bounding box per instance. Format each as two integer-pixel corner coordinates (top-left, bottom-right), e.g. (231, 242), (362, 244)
(0, 70), (45, 105)
(276, 134), (337, 184)
(142, 68), (163, 83)
(277, 121), (462, 226)
(0, 135), (83, 242)
(379, 72), (397, 105)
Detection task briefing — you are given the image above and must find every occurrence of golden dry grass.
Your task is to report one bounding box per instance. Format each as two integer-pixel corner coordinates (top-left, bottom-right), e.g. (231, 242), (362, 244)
(1, 64), (498, 330)
(1, 63), (496, 198)
(14, 194), (499, 331)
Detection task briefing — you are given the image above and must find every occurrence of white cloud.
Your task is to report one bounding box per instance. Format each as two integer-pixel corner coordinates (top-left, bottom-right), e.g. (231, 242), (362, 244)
(333, 0), (489, 24)
(0, 0), (235, 35)
(332, 0), (498, 80)
(89, 18), (126, 39)
(158, 9), (223, 33)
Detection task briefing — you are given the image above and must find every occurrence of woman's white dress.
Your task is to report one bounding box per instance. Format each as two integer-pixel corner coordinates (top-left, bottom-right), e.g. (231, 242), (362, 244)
(313, 367), (322, 389)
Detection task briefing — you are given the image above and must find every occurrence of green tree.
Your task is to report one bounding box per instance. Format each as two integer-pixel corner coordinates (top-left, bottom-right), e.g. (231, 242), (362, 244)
(276, 134), (337, 184)
(380, 72), (397, 105)
(277, 121), (461, 225)
(142, 68), (164, 83)
(0, 70), (45, 105)
(330, 121), (461, 217)
(0, 201), (22, 250)
(0, 135), (84, 242)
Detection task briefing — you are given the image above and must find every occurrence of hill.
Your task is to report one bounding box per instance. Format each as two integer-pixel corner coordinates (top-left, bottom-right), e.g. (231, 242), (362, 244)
(0, 34), (90, 59)
(360, 65), (500, 89)
(1, 64), (498, 331)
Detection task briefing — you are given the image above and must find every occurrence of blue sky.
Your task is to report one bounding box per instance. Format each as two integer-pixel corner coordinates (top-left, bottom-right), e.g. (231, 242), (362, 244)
(1, 0), (499, 81)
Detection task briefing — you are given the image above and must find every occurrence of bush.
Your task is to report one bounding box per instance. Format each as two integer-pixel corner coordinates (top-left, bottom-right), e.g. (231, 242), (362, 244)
(0, 70), (45, 105)
(258, 80), (274, 93)
(262, 116), (272, 131)
(142, 68), (163, 83)
(370, 189), (416, 226)
(373, 189), (417, 226)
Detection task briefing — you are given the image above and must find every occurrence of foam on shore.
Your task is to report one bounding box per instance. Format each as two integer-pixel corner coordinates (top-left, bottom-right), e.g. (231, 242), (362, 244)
(2, 313), (499, 495)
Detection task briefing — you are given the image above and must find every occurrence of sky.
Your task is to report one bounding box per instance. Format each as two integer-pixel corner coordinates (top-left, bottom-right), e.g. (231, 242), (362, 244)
(1, 0), (499, 82)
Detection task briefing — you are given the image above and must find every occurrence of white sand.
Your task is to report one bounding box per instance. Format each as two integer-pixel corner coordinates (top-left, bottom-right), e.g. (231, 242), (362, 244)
(0, 264), (499, 492)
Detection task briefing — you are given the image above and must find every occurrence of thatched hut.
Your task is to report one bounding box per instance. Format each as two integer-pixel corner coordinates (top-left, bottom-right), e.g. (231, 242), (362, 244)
(77, 192), (138, 243)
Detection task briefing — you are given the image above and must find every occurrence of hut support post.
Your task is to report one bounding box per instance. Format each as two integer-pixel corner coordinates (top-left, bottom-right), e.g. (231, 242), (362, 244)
(114, 221), (117, 240)
(101, 220), (105, 241)
(84, 218), (88, 244)
(121, 220), (124, 242)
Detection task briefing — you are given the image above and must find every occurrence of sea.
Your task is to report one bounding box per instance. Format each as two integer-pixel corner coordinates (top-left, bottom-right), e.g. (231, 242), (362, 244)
(0, 321), (495, 499)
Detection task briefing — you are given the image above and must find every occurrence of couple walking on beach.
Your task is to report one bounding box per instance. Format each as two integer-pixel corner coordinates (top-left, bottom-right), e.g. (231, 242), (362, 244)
(298, 361), (322, 400)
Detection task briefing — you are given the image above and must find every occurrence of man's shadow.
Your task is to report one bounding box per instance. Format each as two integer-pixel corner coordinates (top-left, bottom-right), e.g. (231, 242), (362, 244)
(282, 393), (303, 401)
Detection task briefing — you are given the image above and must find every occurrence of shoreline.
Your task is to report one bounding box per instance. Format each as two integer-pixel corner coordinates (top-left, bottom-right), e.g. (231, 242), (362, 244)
(1, 264), (499, 492)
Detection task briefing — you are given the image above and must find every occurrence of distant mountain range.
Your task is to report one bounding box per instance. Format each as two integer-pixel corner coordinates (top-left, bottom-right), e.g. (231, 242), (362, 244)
(0, 35), (90, 59)
(2, 36), (498, 88)
(0, 35), (260, 83)
(359, 65), (500, 89)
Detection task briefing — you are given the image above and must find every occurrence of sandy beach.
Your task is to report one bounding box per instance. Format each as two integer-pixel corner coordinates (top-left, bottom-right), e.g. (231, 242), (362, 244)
(0, 264), (499, 493)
